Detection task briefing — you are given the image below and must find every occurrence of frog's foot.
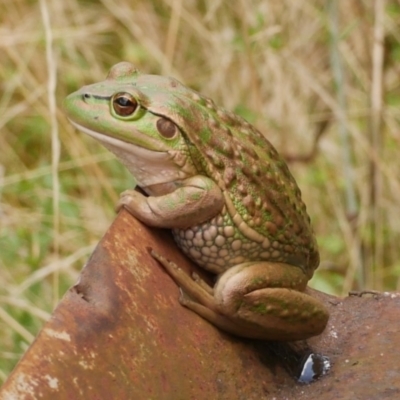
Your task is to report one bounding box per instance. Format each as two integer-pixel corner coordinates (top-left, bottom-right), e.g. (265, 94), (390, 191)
(150, 250), (277, 338)
(150, 250), (216, 310)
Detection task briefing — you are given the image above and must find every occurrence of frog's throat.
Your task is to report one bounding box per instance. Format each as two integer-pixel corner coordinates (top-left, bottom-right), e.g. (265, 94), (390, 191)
(68, 120), (188, 189)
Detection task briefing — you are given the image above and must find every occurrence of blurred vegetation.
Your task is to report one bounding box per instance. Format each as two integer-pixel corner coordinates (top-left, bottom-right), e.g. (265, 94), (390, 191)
(1, 0), (400, 382)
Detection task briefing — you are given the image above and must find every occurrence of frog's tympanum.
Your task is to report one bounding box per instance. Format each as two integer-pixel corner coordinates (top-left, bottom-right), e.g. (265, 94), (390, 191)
(64, 62), (329, 341)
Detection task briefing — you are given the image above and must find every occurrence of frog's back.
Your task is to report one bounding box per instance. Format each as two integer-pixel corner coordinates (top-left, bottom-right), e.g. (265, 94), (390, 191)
(136, 74), (319, 275)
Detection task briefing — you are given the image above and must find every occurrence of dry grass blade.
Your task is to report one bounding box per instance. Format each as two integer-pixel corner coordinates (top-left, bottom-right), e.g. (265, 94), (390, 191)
(39, 0), (61, 307)
(11, 245), (95, 296)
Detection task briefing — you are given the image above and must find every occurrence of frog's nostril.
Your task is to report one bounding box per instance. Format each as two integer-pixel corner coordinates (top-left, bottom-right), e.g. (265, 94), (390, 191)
(82, 93), (91, 101)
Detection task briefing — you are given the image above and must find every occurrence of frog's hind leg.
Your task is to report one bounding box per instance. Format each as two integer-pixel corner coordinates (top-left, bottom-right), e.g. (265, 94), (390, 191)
(213, 262), (330, 340)
(153, 251), (329, 340)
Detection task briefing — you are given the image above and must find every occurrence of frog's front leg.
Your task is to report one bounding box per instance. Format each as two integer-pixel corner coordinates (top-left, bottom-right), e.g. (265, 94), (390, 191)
(117, 176), (224, 229)
(152, 253), (329, 341)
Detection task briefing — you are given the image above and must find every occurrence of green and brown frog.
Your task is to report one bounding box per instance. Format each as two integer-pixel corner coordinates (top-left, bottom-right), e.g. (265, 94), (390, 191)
(64, 62), (329, 341)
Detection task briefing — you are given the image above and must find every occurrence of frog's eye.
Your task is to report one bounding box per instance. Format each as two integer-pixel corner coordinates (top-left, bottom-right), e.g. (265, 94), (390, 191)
(156, 117), (178, 139)
(112, 92), (138, 116)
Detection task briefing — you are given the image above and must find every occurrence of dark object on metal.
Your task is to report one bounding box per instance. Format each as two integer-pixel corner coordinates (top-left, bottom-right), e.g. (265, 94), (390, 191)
(1, 210), (400, 399)
(297, 352), (331, 383)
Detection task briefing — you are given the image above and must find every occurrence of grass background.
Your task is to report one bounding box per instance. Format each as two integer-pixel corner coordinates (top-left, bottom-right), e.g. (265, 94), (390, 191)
(1, 0), (400, 382)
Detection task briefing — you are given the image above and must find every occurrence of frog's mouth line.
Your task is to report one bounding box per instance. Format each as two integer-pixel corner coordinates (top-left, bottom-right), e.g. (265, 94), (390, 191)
(67, 119), (166, 159)
(68, 119), (187, 191)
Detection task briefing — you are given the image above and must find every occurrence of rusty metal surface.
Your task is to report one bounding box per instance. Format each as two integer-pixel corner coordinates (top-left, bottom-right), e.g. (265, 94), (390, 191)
(305, 291), (400, 400)
(1, 210), (400, 399)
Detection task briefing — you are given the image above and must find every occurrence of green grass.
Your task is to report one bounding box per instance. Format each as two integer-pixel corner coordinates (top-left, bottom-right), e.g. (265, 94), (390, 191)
(1, 0), (400, 382)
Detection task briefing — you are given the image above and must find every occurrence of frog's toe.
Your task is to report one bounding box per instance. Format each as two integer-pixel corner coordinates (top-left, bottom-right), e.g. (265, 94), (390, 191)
(151, 250), (180, 271)
(178, 288), (192, 305)
(191, 272), (213, 295)
(116, 190), (137, 212)
(192, 272), (200, 280)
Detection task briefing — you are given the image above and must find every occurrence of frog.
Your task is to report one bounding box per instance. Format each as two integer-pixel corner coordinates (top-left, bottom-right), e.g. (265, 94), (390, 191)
(64, 62), (329, 341)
